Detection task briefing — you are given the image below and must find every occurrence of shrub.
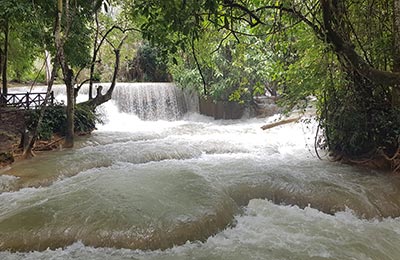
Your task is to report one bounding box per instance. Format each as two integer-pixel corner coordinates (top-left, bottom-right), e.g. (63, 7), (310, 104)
(26, 103), (101, 140)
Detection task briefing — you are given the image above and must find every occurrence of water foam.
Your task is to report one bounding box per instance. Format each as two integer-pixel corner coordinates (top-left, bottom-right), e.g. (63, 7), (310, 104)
(2, 199), (400, 259)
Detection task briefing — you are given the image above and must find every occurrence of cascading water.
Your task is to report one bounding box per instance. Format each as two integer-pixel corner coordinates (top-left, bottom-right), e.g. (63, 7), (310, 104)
(1, 83), (400, 259)
(13, 82), (192, 120)
(110, 83), (188, 120)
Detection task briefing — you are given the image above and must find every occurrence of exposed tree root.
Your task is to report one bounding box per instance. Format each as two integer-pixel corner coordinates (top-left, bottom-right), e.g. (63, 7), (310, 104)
(379, 148), (400, 174)
(33, 137), (65, 151)
(13, 135), (65, 161)
(333, 148), (400, 174)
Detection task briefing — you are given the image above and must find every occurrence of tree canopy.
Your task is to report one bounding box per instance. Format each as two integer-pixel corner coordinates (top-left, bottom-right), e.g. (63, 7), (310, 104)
(1, 0), (399, 168)
(128, 0), (400, 163)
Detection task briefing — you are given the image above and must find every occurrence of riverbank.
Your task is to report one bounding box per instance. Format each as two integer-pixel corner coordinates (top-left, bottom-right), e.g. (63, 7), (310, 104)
(0, 107), (26, 168)
(0, 82), (43, 168)
(0, 133), (65, 170)
(0, 105), (68, 169)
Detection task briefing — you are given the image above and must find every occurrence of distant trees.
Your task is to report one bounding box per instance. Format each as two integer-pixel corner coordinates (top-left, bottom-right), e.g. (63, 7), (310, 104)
(0, 0), (40, 94)
(127, 42), (171, 82)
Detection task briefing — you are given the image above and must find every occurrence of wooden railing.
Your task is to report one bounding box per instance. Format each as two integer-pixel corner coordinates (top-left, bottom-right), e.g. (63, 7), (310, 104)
(0, 92), (54, 110)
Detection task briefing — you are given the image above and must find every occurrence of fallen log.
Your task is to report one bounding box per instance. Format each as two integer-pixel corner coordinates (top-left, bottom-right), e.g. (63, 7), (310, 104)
(261, 116), (301, 130)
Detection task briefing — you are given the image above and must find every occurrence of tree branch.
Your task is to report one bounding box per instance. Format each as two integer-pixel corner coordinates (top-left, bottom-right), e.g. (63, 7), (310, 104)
(211, 32), (232, 54)
(223, 0), (265, 27)
(79, 35), (127, 108)
(255, 4), (325, 40)
(191, 37), (207, 95)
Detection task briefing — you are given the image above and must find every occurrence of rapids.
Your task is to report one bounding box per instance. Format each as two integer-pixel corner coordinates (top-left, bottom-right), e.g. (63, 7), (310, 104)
(1, 83), (400, 259)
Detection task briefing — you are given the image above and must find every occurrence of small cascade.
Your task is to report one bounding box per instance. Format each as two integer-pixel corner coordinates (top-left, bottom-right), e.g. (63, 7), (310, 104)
(111, 83), (188, 120)
(13, 83), (194, 121)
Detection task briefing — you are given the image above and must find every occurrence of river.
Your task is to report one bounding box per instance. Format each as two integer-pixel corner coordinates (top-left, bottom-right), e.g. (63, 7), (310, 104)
(1, 83), (400, 259)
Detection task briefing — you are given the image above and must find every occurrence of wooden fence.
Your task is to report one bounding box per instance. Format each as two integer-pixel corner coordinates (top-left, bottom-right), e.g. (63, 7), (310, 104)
(0, 92), (54, 110)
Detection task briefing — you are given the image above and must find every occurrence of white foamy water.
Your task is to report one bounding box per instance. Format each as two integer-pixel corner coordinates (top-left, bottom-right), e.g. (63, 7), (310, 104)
(1, 200), (400, 259)
(1, 83), (400, 259)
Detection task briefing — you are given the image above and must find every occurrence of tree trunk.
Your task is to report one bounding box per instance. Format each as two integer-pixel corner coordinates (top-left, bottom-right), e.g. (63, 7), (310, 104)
(88, 10), (100, 100)
(261, 117), (301, 130)
(0, 49), (3, 89)
(44, 50), (52, 84)
(80, 35), (126, 109)
(393, 0), (400, 107)
(55, 0), (75, 148)
(81, 48), (121, 108)
(64, 68), (75, 148)
(320, 0), (400, 87)
(2, 18), (9, 96)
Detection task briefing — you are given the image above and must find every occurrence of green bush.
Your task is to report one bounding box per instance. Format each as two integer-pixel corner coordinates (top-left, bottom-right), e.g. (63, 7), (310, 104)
(320, 83), (400, 158)
(26, 103), (101, 140)
(74, 104), (102, 133)
(26, 104), (66, 140)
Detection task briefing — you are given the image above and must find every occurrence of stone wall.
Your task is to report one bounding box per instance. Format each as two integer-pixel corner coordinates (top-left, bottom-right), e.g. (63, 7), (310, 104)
(253, 96), (280, 117)
(199, 98), (245, 119)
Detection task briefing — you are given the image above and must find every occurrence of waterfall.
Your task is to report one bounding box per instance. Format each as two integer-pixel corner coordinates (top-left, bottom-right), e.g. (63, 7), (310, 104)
(110, 83), (188, 121)
(20, 82), (195, 121)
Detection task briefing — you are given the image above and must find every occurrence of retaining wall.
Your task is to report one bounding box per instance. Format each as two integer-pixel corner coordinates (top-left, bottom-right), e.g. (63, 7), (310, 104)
(199, 98), (244, 119)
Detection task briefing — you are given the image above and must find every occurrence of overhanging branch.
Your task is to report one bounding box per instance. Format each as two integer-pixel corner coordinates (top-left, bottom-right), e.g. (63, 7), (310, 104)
(191, 37), (208, 96)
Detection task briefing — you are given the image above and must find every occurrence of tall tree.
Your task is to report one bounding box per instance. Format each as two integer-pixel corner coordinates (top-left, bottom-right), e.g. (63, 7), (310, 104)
(54, 0), (75, 147)
(52, 0), (103, 147)
(393, 0), (400, 106)
(21, 0), (125, 153)
(0, 0), (28, 94)
(1, 17), (8, 95)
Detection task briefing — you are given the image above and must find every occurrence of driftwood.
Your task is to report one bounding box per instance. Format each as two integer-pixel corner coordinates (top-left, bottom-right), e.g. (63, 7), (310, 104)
(261, 116), (301, 130)
(33, 137), (64, 151)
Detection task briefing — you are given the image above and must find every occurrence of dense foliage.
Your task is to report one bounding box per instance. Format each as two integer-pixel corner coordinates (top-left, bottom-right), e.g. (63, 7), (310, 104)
(26, 104), (101, 140)
(127, 42), (171, 82)
(128, 0), (400, 162)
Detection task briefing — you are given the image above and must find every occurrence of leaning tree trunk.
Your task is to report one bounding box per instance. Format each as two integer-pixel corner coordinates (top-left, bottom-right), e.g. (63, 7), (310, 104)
(88, 10), (100, 100)
(0, 49), (3, 91)
(80, 36), (126, 109)
(2, 18), (9, 96)
(320, 0), (400, 86)
(22, 64), (57, 158)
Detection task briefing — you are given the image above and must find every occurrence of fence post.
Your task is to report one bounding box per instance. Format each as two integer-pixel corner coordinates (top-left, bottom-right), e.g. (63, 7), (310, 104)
(26, 92), (29, 110)
(0, 94), (6, 107)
